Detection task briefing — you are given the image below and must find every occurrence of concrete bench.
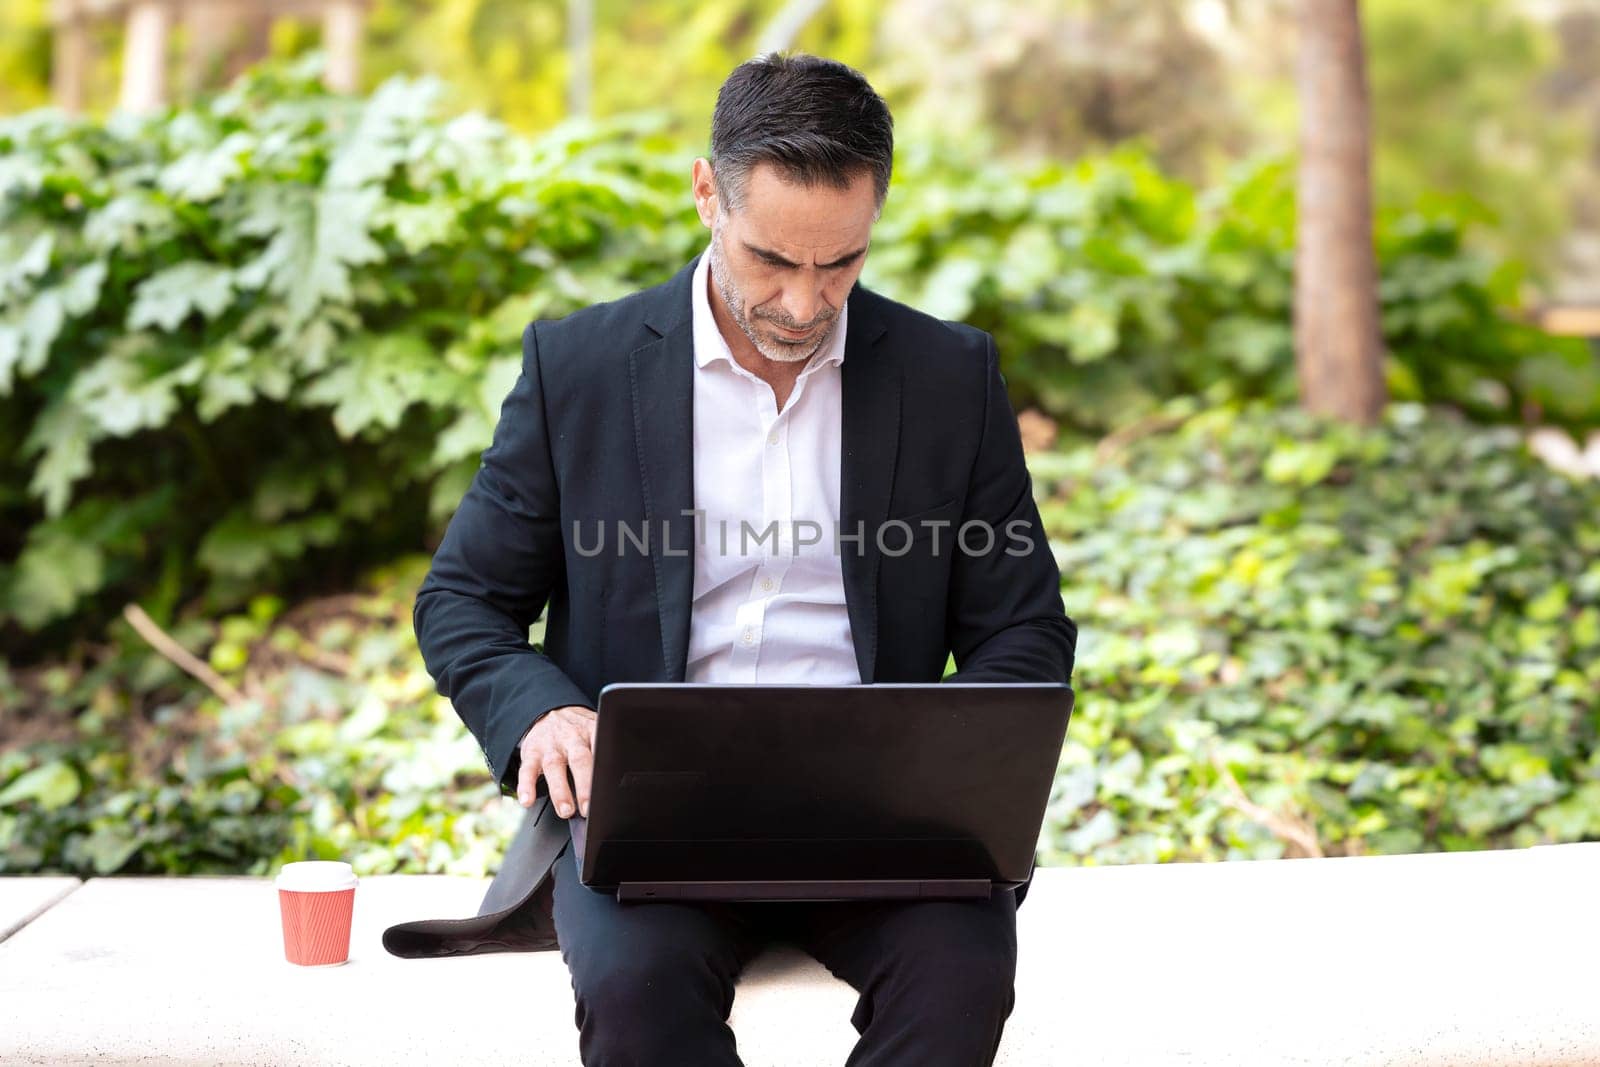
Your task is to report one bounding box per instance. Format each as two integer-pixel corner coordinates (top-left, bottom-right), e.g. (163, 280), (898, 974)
(2, 844), (1597, 1065)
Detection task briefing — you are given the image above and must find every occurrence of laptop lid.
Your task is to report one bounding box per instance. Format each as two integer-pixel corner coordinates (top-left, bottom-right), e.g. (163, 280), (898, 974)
(575, 682), (1074, 895)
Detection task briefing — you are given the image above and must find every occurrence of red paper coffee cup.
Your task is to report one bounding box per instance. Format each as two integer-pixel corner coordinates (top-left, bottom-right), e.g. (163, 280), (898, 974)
(275, 861), (358, 966)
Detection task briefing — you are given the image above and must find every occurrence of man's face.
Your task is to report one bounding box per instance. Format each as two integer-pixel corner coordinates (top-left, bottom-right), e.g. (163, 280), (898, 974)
(694, 159), (878, 364)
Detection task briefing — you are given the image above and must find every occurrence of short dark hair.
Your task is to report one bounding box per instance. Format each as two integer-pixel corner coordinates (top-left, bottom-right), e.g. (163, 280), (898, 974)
(710, 52), (894, 216)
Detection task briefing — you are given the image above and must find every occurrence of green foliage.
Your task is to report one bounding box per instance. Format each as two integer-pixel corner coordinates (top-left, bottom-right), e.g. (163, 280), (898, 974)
(363, 0), (879, 138)
(1033, 400), (1600, 864)
(2, 63), (1589, 656)
(0, 0), (50, 115)
(3, 404), (1595, 876)
(860, 142), (1599, 436)
(1362, 0), (1593, 278)
(0, 59), (704, 647)
(0, 559), (527, 877)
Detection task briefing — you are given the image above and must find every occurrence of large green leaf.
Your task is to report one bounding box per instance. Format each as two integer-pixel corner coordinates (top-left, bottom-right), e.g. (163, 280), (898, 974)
(235, 186), (385, 329)
(0, 762), (81, 811)
(129, 262), (234, 331)
(6, 527), (105, 628)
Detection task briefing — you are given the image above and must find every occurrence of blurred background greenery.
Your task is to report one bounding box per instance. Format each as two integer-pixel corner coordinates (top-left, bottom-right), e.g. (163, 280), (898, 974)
(1, 0), (1597, 878)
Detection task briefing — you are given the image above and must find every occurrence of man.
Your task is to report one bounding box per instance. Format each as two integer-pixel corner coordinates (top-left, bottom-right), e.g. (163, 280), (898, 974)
(398, 52), (1076, 1066)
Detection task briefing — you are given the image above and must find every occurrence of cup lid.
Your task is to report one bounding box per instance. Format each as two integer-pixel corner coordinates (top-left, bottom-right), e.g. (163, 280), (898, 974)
(275, 860), (358, 892)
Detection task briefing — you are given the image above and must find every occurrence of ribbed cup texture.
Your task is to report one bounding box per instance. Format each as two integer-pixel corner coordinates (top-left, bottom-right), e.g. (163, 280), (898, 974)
(278, 887), (355, 965)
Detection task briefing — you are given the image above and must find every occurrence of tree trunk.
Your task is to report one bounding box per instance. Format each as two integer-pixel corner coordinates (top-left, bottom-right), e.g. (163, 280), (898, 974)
(119, 0), (172, 114)
(51, 9), (90, 114)
(1294, 0), (1386, 424)
(567, 0), (592, 117)
(323, 0), (366, 94)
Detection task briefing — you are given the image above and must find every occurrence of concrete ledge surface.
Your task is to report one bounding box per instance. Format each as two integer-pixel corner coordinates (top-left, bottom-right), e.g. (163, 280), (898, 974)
(1, 845), (1597, 1065)
(0, 876), (80, 944)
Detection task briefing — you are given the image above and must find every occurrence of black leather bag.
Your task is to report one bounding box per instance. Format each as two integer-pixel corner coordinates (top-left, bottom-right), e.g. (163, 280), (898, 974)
(381, 795), (571, 958)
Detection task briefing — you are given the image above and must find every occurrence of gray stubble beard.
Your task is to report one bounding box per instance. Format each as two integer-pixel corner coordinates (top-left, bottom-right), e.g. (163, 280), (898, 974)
(707, 218), (839, 366)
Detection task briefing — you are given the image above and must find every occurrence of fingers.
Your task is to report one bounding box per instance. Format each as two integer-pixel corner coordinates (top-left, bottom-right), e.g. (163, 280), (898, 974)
(517, 755), (537, 808)
(570, 708), (598, 814)
(568, 744), (594, 817)
(542, 750), (577, 818)
(516, 720), (543, 807)
(515, 707), (597, 817)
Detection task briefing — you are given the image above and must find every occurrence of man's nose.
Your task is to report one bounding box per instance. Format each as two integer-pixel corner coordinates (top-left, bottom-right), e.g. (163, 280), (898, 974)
(780, 287), (829, 327)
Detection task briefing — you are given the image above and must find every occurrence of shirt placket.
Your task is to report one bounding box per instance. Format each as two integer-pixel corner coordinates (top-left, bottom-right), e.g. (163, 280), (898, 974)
(727, 366), (821, 681)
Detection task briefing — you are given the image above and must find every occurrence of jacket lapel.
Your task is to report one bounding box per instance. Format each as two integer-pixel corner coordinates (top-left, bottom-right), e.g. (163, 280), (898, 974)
(629, 258), (698, 682)
(628, 253), (895, 683)
(838, 288), (895, 683)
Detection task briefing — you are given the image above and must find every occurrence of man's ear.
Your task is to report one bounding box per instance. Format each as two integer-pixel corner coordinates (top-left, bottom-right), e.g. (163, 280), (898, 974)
(691, 159), (719, 227)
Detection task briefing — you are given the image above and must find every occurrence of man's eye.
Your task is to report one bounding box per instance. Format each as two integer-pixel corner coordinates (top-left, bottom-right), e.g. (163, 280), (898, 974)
(754, 257), (853, 270)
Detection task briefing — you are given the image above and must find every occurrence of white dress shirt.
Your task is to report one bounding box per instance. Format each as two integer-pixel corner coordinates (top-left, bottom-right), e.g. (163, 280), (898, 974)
(683, 243), (861, 684)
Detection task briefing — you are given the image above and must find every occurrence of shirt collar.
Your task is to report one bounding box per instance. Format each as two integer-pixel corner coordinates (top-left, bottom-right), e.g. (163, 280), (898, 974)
(691, 240), (848, 373)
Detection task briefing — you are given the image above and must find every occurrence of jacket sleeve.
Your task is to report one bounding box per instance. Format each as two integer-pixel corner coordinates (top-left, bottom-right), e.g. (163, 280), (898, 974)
(942, 331), (1077, 685)
(413, 320), (593, 799)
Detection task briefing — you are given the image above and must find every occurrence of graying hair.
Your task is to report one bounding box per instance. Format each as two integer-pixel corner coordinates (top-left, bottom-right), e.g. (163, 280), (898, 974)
(710, 52), (894, 215)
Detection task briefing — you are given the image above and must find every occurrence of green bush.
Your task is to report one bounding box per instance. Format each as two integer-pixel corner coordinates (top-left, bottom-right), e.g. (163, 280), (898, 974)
(864, 140), (1599, 437)
(2, 402), (1595, 877)
(0, 59), (704, 652)
(4, 60), (1589, 658)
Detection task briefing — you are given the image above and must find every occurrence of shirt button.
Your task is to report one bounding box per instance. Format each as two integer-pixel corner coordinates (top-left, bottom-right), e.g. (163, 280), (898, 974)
(767, 430), (779, 445)
(760, 577), (774, 592)
(741, 629), (755, 645)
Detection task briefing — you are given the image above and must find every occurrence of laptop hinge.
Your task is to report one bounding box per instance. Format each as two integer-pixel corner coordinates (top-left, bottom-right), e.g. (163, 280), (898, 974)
(616, 879), (995, 902)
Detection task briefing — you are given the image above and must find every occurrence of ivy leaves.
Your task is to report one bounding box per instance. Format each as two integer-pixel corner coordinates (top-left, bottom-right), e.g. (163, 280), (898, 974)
(1034, 401), (1600, 864)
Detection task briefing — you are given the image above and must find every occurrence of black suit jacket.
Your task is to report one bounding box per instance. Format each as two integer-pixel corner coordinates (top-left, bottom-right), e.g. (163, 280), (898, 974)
(382, 252), (1076, 959)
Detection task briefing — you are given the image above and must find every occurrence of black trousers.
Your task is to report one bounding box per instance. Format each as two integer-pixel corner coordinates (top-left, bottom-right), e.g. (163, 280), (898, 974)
(552, 843), (1019, 1067)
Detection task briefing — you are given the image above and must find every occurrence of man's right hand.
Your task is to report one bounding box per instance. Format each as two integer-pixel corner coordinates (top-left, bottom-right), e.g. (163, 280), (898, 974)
(516, 705), (598, 817)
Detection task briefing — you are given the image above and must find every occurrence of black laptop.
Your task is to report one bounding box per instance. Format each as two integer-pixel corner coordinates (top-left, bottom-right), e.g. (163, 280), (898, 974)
(565, 681), (1075, 902)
